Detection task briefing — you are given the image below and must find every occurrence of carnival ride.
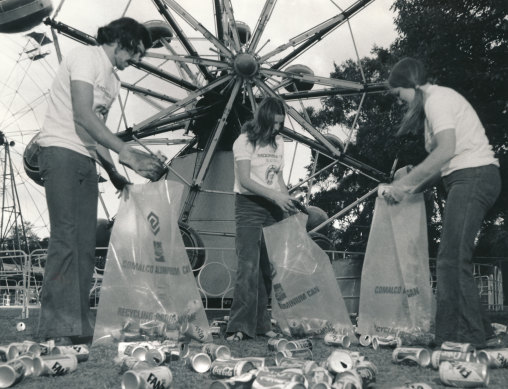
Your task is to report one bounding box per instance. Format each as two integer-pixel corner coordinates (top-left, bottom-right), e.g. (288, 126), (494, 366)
(0, 0), (402, 316)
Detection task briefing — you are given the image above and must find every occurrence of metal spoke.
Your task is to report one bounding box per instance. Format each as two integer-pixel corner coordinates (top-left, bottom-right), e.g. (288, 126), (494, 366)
(213, 0), (226, 43)
(121, 82), (179, 103)
(162, 0), (233, 58)
(278, 82), (388, 100)
(132, 74), (234, 132)
(160, 38), (201, 86)
(145, 53), (231, 69)
(260, 68), (363, 90)
(222, 0), (241, 52)
(248, 0), (277, 52)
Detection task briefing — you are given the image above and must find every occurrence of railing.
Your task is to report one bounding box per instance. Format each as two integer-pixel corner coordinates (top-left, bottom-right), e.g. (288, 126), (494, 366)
(1, 249), (505, 316)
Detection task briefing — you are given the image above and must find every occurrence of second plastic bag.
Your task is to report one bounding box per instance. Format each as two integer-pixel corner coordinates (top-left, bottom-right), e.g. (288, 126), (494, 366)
(264, 213), (356, 339)
(92, 180), (211, 344)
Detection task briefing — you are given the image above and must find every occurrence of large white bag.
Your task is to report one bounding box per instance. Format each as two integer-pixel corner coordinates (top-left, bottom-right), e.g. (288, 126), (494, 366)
(357, 193), (435, 339)
(92, 181), (211, 344)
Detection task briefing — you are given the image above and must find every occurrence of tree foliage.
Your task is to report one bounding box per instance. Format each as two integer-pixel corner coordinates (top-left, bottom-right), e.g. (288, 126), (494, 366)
(308, 0), (507, 256)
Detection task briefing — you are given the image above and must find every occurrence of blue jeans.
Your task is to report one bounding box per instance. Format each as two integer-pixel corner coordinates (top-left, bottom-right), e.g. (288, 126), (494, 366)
(226, 194), (283, 338)
(435, 164), (501, 346)
(37, 147), (98, 339)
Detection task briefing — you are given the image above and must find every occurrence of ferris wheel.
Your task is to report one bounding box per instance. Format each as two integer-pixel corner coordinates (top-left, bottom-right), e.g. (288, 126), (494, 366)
(1, 0), (392, 308)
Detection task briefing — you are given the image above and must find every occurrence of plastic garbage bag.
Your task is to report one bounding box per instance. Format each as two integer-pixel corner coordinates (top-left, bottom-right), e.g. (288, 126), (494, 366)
(264, 213), (356, 339)
(357, 193), (435, 339)
(92, 181), (211, 344)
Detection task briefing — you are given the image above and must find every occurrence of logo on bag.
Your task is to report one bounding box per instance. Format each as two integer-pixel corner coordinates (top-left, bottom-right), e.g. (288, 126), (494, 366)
(147, 212), (160, 235)
(273, 283), (287, 301)
(154, 241), (165, 262)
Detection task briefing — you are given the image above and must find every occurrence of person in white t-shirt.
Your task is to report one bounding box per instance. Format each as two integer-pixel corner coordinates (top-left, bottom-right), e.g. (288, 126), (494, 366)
(37, 17), (165, 345)
(226, 97), (297, 341)
(384, 57), (501, 348)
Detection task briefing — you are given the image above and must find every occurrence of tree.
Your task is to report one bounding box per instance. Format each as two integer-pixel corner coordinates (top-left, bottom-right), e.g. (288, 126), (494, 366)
(307, 0), (507, 255)
(1, 221), (43, 254)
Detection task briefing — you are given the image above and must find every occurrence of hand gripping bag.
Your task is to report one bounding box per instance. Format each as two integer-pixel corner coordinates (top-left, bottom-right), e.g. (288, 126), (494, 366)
(264, 213), (356, 339)
(92, 181), (212, 344)
(357, 193), (435, 341)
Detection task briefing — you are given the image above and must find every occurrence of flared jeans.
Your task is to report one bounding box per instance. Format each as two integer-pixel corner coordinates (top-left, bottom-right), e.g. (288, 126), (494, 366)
(226, 194), (283, 338)
(37, 146), (98, 339)
(435, 164), (501, 347)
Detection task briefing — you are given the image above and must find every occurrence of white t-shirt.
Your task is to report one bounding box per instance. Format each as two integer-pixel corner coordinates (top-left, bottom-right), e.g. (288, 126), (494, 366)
(423, 84), (498, 177)
(233, 133), (285, 194)
(39, 45), (120, 160)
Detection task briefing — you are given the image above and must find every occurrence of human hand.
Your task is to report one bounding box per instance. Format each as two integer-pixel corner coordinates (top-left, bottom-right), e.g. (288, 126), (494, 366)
(378, 184), (406, 205)
(107, 169), (131, 191)
(273, 193), (298, 213)
(118, 146), (167, 181)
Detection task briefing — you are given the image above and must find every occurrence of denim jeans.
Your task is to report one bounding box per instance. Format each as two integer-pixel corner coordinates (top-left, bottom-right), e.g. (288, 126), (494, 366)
(37, 147), (98, 339)
(226, 194), (283, 338)
(435, 164), (501, 346)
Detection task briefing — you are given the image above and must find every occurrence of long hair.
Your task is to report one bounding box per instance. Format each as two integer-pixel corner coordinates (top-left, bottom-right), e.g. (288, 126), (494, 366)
(97, 17), (152, 54)
(242, 97), (285, 149)
(388, 57), (427, 136)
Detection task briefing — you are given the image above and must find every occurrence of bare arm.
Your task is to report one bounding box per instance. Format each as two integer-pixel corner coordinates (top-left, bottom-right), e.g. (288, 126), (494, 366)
(237, 160), (296, 213)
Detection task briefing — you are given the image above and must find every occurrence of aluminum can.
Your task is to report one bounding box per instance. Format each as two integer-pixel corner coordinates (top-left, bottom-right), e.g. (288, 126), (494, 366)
(276, 348), (313, 365)
(210, 360), (255, 378)
(139, 320), (166, 337)
(325, 349), (354, 374)
(17, 354), (46, 377)
(372, 335), (402, 350)
(390, 383), (433, 389)
(202, 343), (231, 360)
(224, 356), (266, 369)
(38, 340), (55, 355)
(392, 347), (431, 367)
(268, 338), (289, 352)
(9, 341), (41, 356)
(184, 352), (212, 373)
(439, 361), (489, 387)
(0, 359), (26, 387)
(252, 369), (306, 389)
(355, 360), (378, 387)
(441, 341), (474, 354)
(307, 366), (333, 387)
(121, 366), (172, 389)
(333, 369), (363, 389)
(180, 321), (212, 343)
(431, 350), (475, 369)
(211, 319), (228, 328)
(208, 371), (257, 389)
(145, 347), (180, 365)
(118, 356), (156, 374)
(310, 383), (332, 389)
(51, 344), (90, 362)
(275, 359), (318, 373)
(285, 338), (313, 351)
(324, 333), (351, 348)
(477, 348), (508, 368)
(0, 345), (19, 362)
(39, 354), (78, 376)
(359, 335), (372, 347)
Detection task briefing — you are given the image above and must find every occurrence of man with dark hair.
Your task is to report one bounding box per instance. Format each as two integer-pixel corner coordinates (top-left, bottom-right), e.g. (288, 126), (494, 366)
(37, 17), (165, 345)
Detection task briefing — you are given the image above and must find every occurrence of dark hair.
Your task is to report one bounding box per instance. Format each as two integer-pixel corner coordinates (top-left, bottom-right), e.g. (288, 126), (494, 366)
(242, 97), (285, 149)
(388, 57), (427, 136)
(97, 17), (152, 54)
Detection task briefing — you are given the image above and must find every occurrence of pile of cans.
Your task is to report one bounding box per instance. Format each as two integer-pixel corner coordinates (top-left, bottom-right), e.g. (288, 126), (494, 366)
(0, 340), (89, 388)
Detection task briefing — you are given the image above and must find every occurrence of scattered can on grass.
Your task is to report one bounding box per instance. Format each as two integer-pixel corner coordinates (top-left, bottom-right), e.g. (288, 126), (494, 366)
(389, 383), (433, 389)
(0, 345), (19, 362)
(202, 343), (231, 360)
(392, 347), (431, 367)
(184, 352), (212, 373)
(251, 369), (306, 389)
(39, 354), (78, 376)
(276, 348), (313, 365)
(117, 356), (156, 374)
(121, 366), (172, 389)
(476, 348), (508, 368)
(268, 338), (289, 352)
(0, 359), (26, 388)
(208, 371), (257, 389)
(285, 338), (313, 351)
(333, 369), (363, 389)
(324, 333), (351, 348)
(51, 344), (89, 362)
(209, 360), (255, 378)
(359, 335), (372, 347)
(439, 361), (489, 388)
(431, 350), (475, 369)
(325, 350), (355, 374)
(355, 360), (378, 387)
(372, 336), (402, 350)
(440, 342), (475, 354)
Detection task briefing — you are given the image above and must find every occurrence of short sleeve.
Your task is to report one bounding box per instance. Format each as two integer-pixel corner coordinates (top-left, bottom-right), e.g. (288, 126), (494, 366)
(277, 135), (284, 169)
(233, 134), (254, 161)
(67, 47), (97, 85)
(424, 92), (456, 134)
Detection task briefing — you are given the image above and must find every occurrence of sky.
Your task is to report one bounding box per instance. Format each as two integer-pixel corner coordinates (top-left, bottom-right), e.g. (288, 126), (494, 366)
(0, 0), (398, 239)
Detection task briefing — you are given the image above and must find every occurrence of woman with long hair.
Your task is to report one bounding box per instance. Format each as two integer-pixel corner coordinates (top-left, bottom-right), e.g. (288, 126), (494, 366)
(226, 96), (297, 341)
(384, 57), (501, 348)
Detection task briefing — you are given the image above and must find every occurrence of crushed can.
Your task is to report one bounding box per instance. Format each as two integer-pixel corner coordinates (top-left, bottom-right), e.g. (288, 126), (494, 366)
(325, 350), (354, 374)
(431, 350), (475, 369)
(355, 360), (377, 388)
(440, 342), (475, 354)
(333, 369), (363, 389)
(121, 366), (172, 389)
(392, 347), (431, 367)
(208, 371), (257, 389)
(285, 338), (313, 351)
(145, 346), (181, 365)
(276, 348), (313, 365)
(118, 356), (156, 374)
(477, 348), (508, 368)
(439, 361), (489, 387)
(225, 356), (266, 369)
(268, 338), (289, 352)
(324, 333), (351, 348)
(210, 360), (255, 378)
(51, 344), (90, 362)
(307, 366), (333, 387)
(252, 369), (306, 389)
(202, 343), (231, 360)
(180, 321), (212, 343)
(372, 335), (402, 350)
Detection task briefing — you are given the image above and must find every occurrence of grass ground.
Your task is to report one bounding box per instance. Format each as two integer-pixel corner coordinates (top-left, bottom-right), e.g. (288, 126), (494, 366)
(1, 307), (508, 388)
